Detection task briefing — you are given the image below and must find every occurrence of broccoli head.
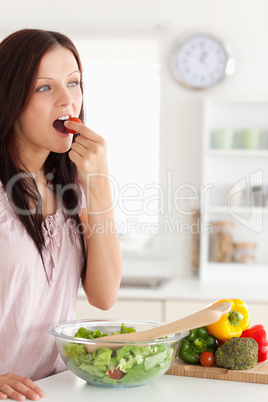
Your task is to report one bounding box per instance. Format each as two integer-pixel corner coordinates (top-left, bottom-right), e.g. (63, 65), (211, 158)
(215, 337), (258, 370)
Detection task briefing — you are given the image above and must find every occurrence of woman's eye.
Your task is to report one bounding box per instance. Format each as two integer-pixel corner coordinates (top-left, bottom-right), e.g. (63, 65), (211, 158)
(68, 80), (79, 87)
(37, 85), (50, 92)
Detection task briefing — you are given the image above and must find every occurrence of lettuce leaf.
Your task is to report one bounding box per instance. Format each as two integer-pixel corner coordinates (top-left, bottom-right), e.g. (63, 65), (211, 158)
(74, 327), (109, 339)
(119, 323), (136, 334)
(92, 348), (112, 366)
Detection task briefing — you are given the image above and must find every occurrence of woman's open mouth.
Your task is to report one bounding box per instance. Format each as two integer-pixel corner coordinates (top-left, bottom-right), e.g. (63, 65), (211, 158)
(52, 116), (70, 134)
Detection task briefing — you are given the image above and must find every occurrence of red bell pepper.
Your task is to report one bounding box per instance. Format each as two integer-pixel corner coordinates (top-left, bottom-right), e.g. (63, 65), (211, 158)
(241, 324), (268, 362)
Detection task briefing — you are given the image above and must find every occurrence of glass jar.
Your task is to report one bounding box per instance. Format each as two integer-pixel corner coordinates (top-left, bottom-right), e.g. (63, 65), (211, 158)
(210, 221), (234, 262)
(233, 242), (257, 264)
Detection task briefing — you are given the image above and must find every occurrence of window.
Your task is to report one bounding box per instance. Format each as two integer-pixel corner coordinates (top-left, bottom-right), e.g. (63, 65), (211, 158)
(76, 36), (161, 252)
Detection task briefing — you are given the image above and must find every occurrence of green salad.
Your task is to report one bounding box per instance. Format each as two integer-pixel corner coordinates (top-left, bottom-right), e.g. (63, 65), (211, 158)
(63, 323), (174, 387)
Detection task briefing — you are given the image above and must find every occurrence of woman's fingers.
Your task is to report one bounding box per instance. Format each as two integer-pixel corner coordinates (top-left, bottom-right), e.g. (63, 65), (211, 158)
(70, 139), (103, 158)
(69, 127), (107, 175)
(64, 120), (103, 142)
(0, 374), (45, 401)
(66, 122), (108, 190)
(0, 384), (26, 401)
(20, 377), (45, 399)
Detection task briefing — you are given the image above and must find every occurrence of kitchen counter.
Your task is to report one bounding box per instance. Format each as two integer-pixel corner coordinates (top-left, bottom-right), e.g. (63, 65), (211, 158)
(118, 275), (268, 302)
(36, 369), (267, 401)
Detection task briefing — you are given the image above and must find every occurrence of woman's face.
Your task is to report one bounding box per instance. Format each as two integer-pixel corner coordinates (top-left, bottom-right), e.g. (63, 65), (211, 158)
(13, 45), (82, 167)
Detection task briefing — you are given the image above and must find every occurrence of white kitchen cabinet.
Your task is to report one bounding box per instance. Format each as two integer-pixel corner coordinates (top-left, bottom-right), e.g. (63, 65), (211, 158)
(200, 98), (268, 284)
(76, 297), (163, 321)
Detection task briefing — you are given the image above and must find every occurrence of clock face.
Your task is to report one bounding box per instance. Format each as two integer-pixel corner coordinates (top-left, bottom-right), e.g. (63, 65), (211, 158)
(171, 34), (234, 89)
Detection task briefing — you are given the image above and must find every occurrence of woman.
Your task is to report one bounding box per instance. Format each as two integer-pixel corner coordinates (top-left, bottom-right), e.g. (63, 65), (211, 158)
(0, 29), (122, 401)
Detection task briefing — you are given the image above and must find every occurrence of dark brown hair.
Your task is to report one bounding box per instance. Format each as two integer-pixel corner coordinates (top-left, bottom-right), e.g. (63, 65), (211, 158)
(0, 29), (86, 282)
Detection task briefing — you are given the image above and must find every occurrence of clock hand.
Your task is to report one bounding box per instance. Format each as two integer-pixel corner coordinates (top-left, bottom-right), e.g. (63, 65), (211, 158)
(199, 51), (208, 63)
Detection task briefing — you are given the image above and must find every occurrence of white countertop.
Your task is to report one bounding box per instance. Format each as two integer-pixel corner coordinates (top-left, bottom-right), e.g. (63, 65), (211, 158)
(35, 369), (267, 401)
(118, 275), (268, 303)
(78, 275), (268, 303)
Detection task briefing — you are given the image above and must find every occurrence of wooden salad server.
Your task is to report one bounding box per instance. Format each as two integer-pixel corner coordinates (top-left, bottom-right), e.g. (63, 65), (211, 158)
(84, 301), (231, 353)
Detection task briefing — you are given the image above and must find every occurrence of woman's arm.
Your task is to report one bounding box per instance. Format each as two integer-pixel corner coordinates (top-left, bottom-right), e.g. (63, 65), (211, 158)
(79, 183), (122, 310)
(66, 119), (122, 310)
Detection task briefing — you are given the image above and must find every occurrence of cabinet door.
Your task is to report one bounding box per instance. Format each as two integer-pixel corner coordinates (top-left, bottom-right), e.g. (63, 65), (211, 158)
(76, 298), (163, 321)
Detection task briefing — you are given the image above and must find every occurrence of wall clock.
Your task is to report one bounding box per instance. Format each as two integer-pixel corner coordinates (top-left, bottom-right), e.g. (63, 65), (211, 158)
(170, 33), (236, 90)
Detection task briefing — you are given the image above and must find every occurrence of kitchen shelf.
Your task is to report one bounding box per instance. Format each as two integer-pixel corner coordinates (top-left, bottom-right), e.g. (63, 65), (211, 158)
(199, 98), (268, 284)
(208, 206), (268, 216)
(206, 149), (268, 157)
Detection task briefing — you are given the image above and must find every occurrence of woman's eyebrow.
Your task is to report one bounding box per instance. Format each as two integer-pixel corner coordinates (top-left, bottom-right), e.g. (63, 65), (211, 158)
(37, 76), (53, 80)
(37, 70), (80, 80)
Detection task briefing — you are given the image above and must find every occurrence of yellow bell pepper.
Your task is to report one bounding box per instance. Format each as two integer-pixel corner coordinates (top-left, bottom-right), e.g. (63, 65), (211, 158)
(206, 298), (250, 341)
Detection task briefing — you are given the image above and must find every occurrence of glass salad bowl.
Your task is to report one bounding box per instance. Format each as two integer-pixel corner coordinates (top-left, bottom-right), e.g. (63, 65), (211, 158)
(49, 318), (188, 388)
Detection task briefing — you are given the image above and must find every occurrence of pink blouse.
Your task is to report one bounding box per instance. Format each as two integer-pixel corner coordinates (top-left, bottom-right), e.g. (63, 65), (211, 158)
(0, 183), (86, 381)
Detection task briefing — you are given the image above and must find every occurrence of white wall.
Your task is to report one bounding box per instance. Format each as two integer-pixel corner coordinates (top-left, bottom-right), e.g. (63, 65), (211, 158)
(1, 0), (268, 278)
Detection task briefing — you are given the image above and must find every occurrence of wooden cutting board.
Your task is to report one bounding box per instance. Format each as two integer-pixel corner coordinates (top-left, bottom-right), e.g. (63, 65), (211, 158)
(166, 358), (268, 384)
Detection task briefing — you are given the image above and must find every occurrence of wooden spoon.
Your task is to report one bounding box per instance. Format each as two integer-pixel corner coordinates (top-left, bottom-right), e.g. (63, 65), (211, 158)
(84, 301), (231, 353)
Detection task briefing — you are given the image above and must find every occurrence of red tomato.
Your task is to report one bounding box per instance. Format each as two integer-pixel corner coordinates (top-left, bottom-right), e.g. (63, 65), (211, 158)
(200, 351), (215, 367)
(66, 117), (81, 134)
(107, 368), (124, 380)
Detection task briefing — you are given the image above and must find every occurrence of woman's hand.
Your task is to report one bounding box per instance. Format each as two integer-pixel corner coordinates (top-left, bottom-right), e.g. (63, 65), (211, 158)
(65, 120), (109, 197)
(0, 373), (45, 401)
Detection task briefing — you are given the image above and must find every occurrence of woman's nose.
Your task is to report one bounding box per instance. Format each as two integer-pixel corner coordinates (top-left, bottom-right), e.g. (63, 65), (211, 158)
(55, 86), (73, 107)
